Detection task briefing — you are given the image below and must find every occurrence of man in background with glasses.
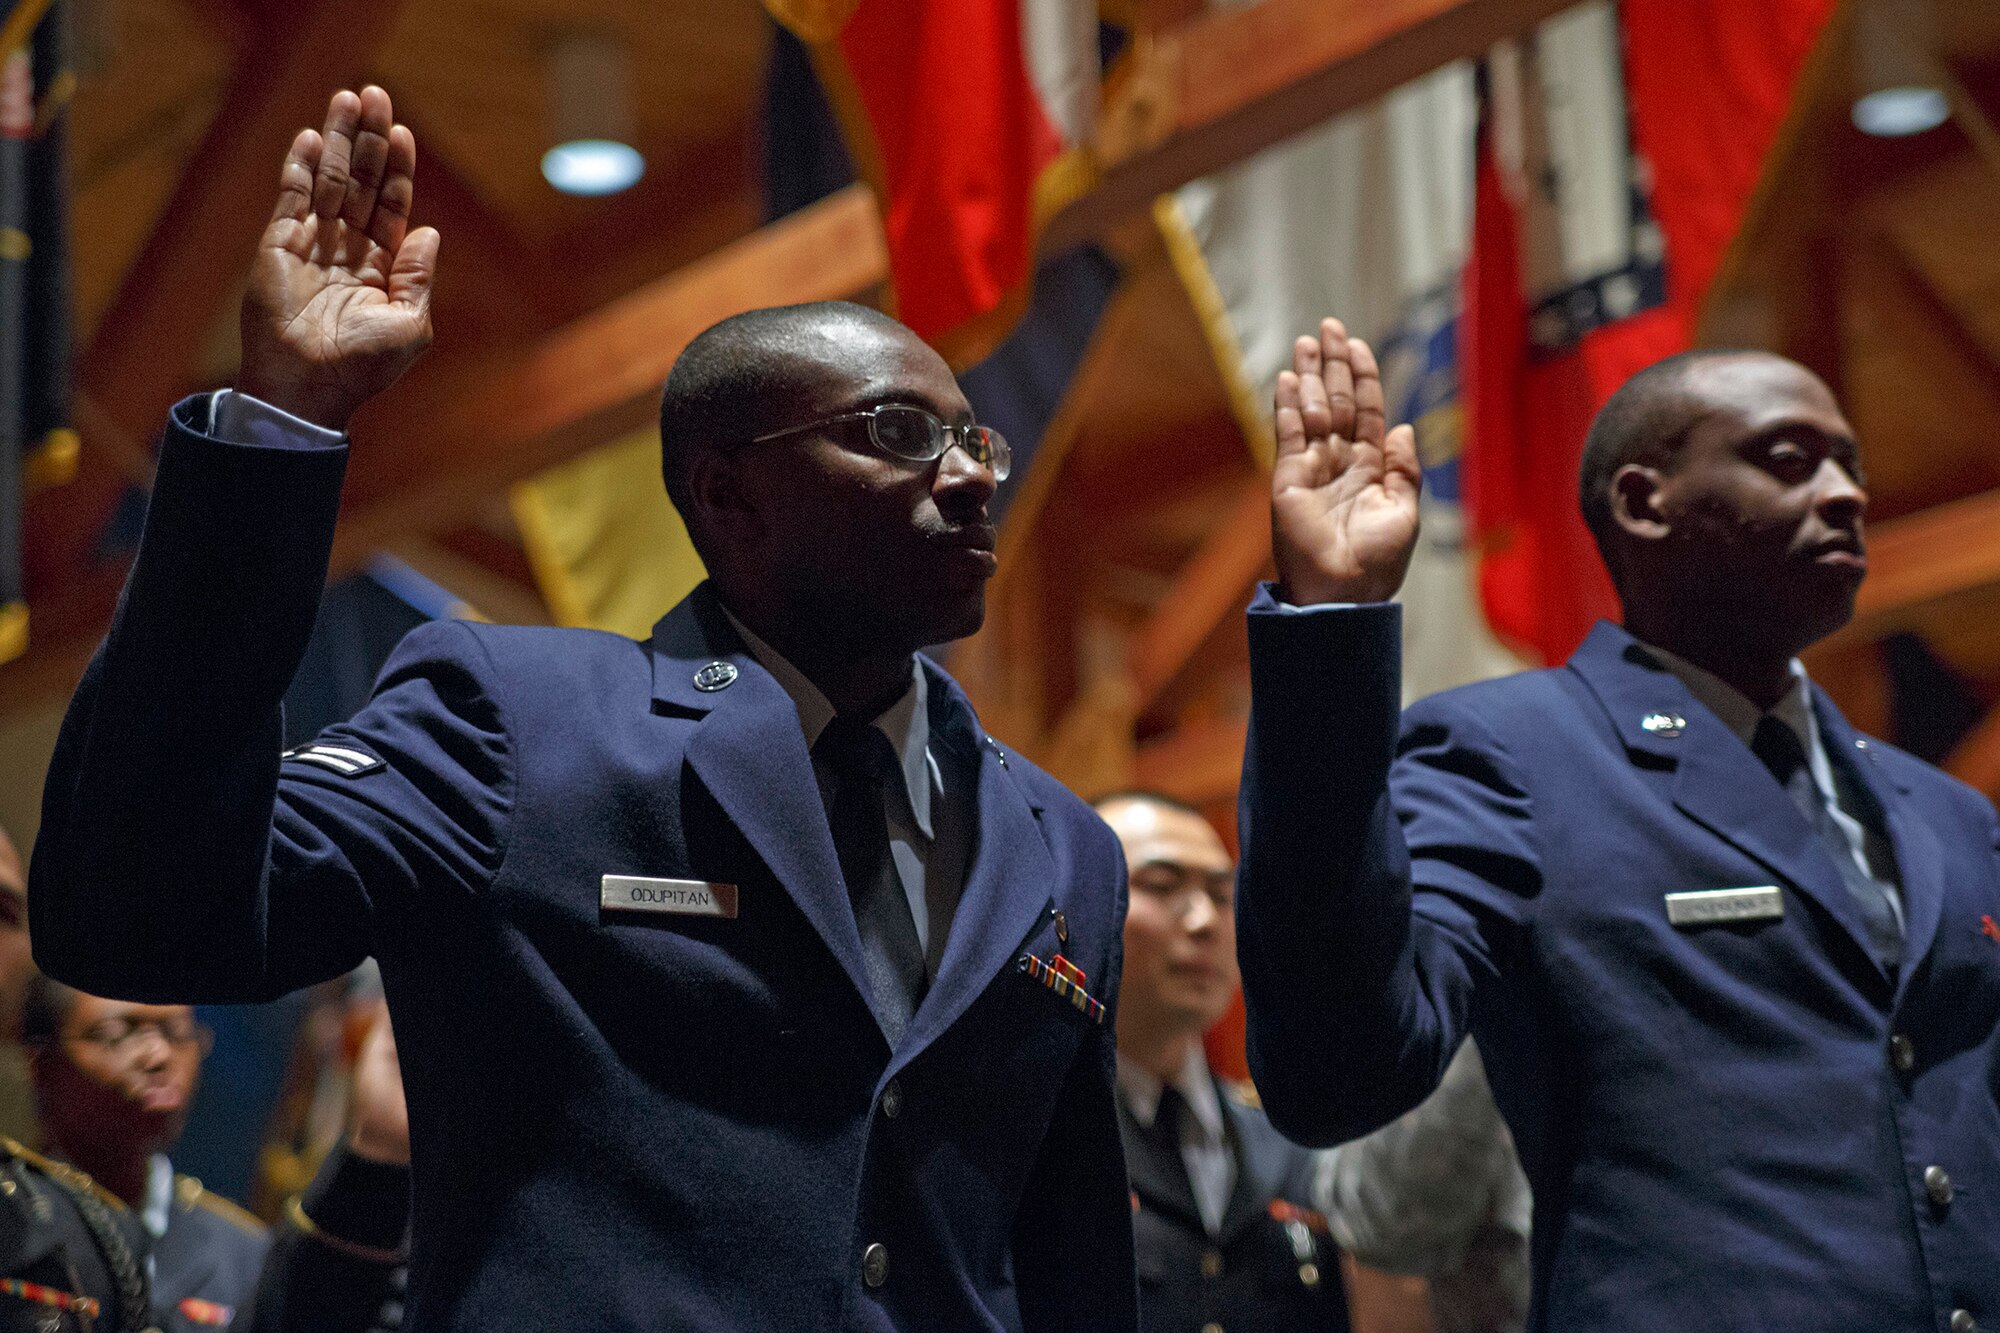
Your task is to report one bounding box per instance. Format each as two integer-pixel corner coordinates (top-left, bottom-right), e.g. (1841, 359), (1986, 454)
(22, 977), (267, 1331)
(33, 85), (1135, 1330)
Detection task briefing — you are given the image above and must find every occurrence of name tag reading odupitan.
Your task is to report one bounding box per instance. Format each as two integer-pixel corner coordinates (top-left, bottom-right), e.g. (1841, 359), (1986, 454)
(1664, 886), (1784, 927)
(600, 875), (739, 919)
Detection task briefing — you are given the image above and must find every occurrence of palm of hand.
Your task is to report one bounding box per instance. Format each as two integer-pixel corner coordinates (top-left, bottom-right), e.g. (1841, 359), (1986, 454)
(245, 215), (428, 410)
(1274, 439), (1420, 602)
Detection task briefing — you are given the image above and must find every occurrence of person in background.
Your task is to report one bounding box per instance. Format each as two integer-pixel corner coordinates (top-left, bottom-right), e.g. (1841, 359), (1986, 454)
(248, 1006), (409, 1333)
(1097, 792), (1349, 1333)
(1316, 1042), (1530, 1333)
(23, 976), (266, 1332)
(0, 830), (36, 1146)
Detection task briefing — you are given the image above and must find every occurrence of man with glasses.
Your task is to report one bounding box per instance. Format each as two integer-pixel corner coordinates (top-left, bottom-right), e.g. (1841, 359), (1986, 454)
(1096, 793), (1349, 1333)
(21, 977), (267, 1332)
(33, 85), (1134, 1329)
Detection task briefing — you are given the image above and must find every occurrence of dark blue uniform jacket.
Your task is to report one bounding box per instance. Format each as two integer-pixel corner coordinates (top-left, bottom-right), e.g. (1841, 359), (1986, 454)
(32, 397), (1137, 1332)
(1236, 592), (2000, 1333)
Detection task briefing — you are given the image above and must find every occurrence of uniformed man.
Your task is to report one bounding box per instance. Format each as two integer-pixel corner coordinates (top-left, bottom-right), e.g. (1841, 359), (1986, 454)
(33, 85), (1134, 1328)
(0, 1134), (152, 1332)
(1236, 322), (2000, 1331)
(1096, 793), (1348, 1333)
(23, 978), (265, 1331)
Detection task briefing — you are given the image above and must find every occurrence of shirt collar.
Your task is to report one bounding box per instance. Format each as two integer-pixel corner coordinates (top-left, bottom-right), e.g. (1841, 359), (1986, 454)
(1640, 641), (1830, 796)
(140, 1154), (174, 1241)
(1116, 1045), (1226, 1146)
(720, 607), (934, 838)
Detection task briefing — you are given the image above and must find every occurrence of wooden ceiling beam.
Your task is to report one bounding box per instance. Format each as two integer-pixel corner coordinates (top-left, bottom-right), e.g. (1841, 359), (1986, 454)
(328, 183), (888, 571)
(1943, 698), (2000, 801)
(24, 0), (406, 591)
(1133, 715), (1248, 806)
(1817, 487), (2000, 645)
(1048, 0), (1578, 251)
(1126, 470), (1271, 715)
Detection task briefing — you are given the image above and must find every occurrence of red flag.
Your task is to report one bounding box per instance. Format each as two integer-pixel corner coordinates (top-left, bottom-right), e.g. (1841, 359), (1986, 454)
(766, 0), (1097, 365)
(1463, 0), (1837, 665)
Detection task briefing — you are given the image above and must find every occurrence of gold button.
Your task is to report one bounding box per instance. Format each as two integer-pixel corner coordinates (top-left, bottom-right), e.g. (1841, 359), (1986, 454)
(1890, 1034), (1916, 1073)
(1202, 1324), (1224, 1333)
(880, 1079), (903, 1119)
(1200, 1248), (1223, 1278)
(862, 1242), (889, 1288)
(1950, 1310), (1976, 1333)
(1298, 1261), (1321, 1288)
(1925, 1165), (1953, 1208)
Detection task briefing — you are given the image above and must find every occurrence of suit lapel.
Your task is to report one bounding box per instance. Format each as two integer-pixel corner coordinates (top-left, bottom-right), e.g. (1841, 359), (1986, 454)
(650, 587), (878, 1026)
(1215, 1088), (1274, 1248)
(1568, 623), (1892, 985)
(892, 669), (1057, 1071)
(1813, 693), (1945, 988)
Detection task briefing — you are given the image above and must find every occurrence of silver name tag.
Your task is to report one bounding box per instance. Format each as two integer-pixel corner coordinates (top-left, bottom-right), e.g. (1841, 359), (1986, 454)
(600, 875), (739, 919)
(1664, 886), (1784, 927)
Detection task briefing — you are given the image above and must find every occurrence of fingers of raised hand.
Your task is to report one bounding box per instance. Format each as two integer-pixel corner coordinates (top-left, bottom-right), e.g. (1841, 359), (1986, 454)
(1294, 334), (1333, 441)
(1384, 422), (1423, 492)
(1274, 369), (1307, 460)
(369, 123), (417, 254)
(1318, 317), (1356, 441)
(387, 225), (440, 322)
(1350, 336), (1387, 450)
(312, 89), (363, 222)
(339, 86), (395, 233)
(271, 129), (322, 229)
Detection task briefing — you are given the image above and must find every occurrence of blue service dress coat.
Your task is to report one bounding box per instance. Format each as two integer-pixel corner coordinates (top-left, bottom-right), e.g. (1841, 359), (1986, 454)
(1120, 1075), (1349, 1333)
(1234, 591), (2000, 1333)
(32, 396), (1138, 1331)
(153, 1174), (269, 1331)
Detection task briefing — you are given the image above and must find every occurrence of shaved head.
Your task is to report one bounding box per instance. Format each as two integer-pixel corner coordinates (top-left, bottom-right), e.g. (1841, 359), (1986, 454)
(1578, 348), (1773, 585)
(657, 301), (916, 552)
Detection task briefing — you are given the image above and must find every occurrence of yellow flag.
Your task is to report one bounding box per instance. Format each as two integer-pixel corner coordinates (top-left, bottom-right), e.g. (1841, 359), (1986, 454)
(510, 429), (706, 641)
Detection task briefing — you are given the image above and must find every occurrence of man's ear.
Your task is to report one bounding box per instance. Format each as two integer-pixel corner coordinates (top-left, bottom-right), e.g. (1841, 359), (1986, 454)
(1611, 463), (1671, 541)
(686, 448), (760, 548)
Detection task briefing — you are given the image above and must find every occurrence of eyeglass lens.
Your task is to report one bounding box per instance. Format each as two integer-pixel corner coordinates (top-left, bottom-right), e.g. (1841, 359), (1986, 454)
(866, 407), (1010, 481)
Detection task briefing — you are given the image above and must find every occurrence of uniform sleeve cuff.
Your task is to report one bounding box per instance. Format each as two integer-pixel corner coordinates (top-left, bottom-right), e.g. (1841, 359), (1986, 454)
(210, 388), (347, 451)
(297, 1142), (411, 1255)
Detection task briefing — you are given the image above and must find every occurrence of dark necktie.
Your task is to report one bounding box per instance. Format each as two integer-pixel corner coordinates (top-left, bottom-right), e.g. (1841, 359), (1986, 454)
(1750, 715), (1903, 972)
(815, 714), (927, 1045)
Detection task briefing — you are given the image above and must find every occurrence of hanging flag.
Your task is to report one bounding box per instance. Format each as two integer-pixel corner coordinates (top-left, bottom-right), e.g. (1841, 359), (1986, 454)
(764, 0), (1099, 365)
(0, 0), (76, 665)
(510, 427), (708, 641)
(1463, 0), (1838, 665)
(1161, 55), (1522, 709)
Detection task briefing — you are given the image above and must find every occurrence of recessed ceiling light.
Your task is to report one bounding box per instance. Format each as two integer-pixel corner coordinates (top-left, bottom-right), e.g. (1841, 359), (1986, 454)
(542, 140), (646, 196)
(1850, 0), (1948, 139)
(544, 31), (642, 197)
(1852, 87), (1948, 137)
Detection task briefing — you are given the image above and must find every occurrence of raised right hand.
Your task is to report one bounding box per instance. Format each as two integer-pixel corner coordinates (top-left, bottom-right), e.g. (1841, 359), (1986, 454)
(237, 86), (439, 432)
(1270, 318), (1422, 606)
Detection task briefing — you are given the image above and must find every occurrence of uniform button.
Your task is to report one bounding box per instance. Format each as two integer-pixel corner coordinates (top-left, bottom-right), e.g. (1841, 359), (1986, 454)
(1950, 1310), (1976, 1333)
(1200, 1248), (1223, 1278)
(1201, 1324), (1224, 1333)
(862, 1243), (889, 1288)
(880, 1079), (903, 1119)
(1890, 1034), (1916, 1073)
(1925, 1165), (1954, 1208)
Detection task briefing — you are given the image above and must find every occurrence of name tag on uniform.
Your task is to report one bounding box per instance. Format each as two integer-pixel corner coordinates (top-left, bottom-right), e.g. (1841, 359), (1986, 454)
(600, 875), (739, 919)
(1664, 885), (1784, 927)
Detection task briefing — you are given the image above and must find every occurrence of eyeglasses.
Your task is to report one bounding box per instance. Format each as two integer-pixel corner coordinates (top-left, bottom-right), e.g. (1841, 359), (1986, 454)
(70, 1016), (211, 1058)
(745, 405), (1011, 481)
